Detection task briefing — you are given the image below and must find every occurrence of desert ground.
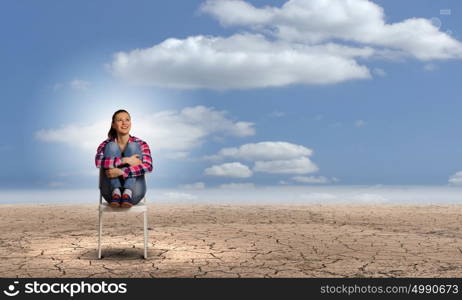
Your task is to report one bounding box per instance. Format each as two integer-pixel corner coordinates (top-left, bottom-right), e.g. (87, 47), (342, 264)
(1, 203), (462, 277)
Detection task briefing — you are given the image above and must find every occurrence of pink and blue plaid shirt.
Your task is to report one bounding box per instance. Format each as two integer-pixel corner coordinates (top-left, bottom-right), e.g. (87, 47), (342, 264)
(95, 135), (153, 179)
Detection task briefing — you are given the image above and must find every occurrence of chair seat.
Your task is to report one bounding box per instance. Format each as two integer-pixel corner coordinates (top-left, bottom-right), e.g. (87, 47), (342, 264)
(99, 202), (147, 213)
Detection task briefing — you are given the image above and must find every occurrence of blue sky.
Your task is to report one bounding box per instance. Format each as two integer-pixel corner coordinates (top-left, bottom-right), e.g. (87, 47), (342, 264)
(1, 0), (462, 190)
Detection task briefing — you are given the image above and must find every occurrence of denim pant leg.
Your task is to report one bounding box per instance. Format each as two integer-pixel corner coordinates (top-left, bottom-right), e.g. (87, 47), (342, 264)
(121, 142), (146, 205)
(129, 175), (146, 205)
(120, 142), (140, 191)
(100, 141), (122, 202)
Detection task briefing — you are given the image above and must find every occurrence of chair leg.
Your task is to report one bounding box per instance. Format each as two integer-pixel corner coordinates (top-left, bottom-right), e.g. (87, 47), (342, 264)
(98, 210), (102, 259)
(144, 210), (148, 259)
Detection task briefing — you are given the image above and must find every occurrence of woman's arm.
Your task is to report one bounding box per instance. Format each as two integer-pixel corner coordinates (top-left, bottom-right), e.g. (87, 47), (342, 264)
(95, 139), (125, 169)
(120, 139), (153, 178)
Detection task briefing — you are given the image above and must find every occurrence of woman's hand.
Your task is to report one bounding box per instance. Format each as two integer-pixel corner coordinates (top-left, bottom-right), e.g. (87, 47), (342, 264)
(123, 154), (142, 166)
(105, 168), (124, 178)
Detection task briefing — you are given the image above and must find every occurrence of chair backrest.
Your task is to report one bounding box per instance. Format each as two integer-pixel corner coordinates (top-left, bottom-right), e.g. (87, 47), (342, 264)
(98, 169), (104, 204)
(98, 168), (104, 189)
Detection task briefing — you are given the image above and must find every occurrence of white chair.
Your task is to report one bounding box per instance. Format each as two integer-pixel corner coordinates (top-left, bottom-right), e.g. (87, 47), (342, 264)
(97, 192), (149, 259)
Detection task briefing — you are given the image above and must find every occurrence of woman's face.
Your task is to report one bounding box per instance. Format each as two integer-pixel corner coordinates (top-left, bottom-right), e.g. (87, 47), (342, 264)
(112, 112), (131, 136)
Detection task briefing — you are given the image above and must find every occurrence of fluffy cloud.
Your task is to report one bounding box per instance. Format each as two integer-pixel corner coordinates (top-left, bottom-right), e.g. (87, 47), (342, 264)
(448, 171), (462, 185)
(35, 122), (107, 151)
(207, 141), (320, 175)
(213, 141), (313, 161)
(204, 162), (253, 178)
(202, 0), (462, 60)
(109, 0), (462, 90)
(35, 105), (254, 157)
(179, 105), (255, 137)
(111, 33), (371, 89)
(254, 157), (318, 174)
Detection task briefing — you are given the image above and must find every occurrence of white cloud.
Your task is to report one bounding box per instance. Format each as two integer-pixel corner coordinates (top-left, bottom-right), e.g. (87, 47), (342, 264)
(213, 141), (313, 161)
(355, 120), (366, 127)
(292, 175), (331, 184)
(202, 0), (462, 60)
(70, 79), (91, 90)
(254, 157), (318, 174)
(219, 182), (255, 189)
(207, 141), (320, 175)
(36, 122), (107, 151)
(35, 105), (254, 157)
(449, 171), (462, 185)
(108, 0), (462, 90)
(180, 182), (206, 189)
(201, 0), (274, 26)
(204, 162), (253, 178)
(179, 105), (255, 137)
(110, 33), (371, 89)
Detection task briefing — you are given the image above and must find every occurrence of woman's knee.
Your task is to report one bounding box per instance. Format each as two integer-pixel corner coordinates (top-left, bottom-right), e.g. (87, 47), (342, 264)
(104, 141), (120, 156)
(124, 143), (141, 156)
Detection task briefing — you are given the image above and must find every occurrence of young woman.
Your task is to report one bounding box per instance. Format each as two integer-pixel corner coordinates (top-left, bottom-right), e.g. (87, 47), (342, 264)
(95, 109), (153, 208)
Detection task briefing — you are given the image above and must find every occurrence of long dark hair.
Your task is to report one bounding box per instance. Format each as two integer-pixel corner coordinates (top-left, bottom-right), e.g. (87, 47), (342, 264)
(108, 109), (130, 139)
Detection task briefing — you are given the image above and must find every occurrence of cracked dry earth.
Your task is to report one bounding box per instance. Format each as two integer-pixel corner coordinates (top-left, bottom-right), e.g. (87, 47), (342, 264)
(1, 203), (462, 278)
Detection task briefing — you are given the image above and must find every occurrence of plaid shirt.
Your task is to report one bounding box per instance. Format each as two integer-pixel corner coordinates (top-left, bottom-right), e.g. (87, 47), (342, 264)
(95, 135), (153, 179)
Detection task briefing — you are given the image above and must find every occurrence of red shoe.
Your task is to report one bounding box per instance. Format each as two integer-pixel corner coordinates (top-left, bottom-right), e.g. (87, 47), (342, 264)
(120, 194), (133, 208)
(109, 194), (121, 208)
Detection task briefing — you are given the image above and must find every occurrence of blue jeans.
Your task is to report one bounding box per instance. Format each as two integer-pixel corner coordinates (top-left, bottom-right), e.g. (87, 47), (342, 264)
(99, 141), (146, 205)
